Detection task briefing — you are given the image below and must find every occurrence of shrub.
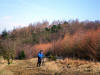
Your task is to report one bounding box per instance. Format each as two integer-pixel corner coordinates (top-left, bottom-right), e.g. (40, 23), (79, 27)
(45, 50), (56, 61)
(18, 50), (26, 59)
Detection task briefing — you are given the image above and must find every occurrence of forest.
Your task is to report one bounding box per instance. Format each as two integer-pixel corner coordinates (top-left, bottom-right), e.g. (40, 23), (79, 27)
(0, 20), (100, 64)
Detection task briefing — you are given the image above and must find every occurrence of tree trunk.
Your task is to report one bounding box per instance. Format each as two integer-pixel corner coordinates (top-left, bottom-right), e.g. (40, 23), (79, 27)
(7, 58), (10, 65)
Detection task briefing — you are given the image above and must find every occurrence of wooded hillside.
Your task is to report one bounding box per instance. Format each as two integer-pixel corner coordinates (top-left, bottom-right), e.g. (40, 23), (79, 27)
(0, 20), (100, 62)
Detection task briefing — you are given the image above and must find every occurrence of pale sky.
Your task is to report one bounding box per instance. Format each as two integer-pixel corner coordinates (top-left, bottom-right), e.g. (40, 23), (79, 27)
(0, 0), (100, 33)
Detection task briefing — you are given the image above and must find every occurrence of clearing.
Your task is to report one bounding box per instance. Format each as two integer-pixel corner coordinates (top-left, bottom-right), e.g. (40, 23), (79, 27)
(0, 58), (100, 75)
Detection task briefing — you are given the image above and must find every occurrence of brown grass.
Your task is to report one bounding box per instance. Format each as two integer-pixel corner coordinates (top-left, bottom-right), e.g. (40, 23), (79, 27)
(1, 58), (100, 75)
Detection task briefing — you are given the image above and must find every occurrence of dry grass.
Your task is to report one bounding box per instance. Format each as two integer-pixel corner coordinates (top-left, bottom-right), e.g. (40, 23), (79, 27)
(0, 58), (100, 75)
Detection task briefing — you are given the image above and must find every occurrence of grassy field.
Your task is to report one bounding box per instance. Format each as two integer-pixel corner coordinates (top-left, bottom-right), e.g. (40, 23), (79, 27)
(0, 58), (100, 75)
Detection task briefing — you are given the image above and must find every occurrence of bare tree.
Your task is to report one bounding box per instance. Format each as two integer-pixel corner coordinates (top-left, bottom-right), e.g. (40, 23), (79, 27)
(1, 39), (16, 64)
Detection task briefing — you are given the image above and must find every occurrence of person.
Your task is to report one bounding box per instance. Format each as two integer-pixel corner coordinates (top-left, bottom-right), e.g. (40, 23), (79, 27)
(37, 50), (44, 67)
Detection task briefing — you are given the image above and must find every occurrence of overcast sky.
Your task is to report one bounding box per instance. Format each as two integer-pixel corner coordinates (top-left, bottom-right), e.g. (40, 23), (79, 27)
(0, 0), (100, 33)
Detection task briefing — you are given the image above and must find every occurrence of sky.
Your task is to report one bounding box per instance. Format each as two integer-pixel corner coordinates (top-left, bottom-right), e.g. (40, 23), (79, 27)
(0, 0), (100, 33)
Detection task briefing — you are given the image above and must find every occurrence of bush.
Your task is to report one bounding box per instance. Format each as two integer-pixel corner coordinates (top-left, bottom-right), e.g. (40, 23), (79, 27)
(18, 51), (26, 59)
(45, 50), (53, 57)
(45, 50), (56, 61)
